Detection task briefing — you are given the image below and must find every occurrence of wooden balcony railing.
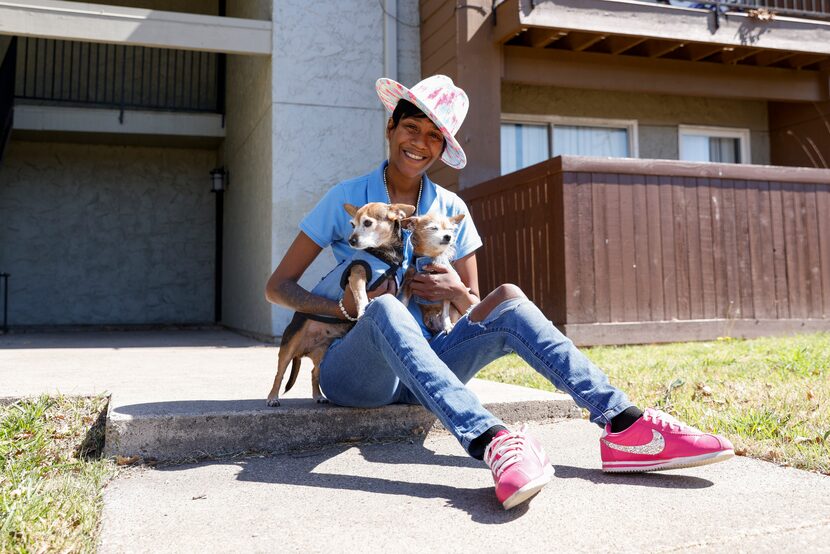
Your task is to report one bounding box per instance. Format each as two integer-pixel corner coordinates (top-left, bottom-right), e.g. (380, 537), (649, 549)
(458, 156), (830, 345)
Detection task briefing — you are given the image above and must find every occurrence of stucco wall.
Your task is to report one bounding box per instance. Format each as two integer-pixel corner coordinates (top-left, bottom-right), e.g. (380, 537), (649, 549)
(502, 84), (770, 164)
(267, 0), (421, 336)
(0, 140), (216, 326)
(221, 0), (273, 335)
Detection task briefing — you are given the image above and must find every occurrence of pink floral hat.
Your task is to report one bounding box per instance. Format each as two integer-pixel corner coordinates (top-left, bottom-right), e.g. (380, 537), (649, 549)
(376, 75), (469, 169)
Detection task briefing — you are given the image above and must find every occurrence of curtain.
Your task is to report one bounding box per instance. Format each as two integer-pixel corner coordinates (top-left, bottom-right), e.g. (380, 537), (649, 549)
(500, 123), (549, 175)
(552, 125), (629, 157)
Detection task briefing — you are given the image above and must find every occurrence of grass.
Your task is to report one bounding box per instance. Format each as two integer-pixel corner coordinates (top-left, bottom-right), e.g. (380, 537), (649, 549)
(479, 332), (830, 474)
(0, 395), (118, 553)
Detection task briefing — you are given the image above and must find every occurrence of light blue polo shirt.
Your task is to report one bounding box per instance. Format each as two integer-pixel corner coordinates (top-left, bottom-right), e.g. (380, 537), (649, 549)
(300, 160), (483, 338)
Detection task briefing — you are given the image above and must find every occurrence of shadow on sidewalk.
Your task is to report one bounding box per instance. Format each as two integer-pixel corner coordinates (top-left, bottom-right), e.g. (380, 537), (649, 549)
(153, 435), (714, 523)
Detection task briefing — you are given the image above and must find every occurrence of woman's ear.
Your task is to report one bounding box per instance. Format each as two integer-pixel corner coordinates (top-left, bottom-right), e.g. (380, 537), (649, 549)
(386, 117), (395, 138)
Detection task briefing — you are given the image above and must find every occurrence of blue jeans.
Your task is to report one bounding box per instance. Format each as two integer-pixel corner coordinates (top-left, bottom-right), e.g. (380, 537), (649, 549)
(319, 295), (633, 455)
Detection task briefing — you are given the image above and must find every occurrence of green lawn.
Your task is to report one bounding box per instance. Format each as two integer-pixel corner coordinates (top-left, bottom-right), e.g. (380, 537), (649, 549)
(479, 332), (830, 474)
(1, 395), (117, 553)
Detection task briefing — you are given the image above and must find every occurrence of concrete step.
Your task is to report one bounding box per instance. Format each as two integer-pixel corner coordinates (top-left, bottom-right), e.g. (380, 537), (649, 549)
(104, 376), (581, 461)
(0, 328), (579, 462)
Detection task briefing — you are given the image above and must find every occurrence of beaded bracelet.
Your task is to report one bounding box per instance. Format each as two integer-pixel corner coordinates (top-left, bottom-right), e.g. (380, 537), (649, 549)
(338, 297), (359, 322)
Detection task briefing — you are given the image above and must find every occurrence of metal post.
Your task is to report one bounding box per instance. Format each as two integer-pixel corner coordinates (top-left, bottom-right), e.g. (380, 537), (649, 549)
(1, 273), (9, 334)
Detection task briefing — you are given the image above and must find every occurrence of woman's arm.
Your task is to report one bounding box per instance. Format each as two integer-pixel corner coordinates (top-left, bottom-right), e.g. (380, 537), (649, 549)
(265, 231), (394, 319)
(265, 232), (339, 317)
(408, 252), (480, 313)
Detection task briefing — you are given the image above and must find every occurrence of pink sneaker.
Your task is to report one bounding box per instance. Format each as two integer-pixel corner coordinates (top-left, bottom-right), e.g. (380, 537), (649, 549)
(600, 408), (734, 473)
(483, 425), (554, 509)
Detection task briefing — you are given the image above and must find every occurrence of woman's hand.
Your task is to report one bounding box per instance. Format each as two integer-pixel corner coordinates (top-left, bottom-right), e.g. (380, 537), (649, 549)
(340, 277), (397, 319)
(408, 264), (468, 303)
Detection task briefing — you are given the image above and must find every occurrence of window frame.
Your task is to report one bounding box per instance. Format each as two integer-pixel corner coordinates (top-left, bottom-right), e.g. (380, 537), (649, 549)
(678, 124), (751, 165)
(501, 114), (640, 168)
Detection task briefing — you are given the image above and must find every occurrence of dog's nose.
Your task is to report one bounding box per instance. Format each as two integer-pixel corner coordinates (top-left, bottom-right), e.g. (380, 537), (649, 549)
(443, 235), (451, 242)
(349, 236), (358, 246)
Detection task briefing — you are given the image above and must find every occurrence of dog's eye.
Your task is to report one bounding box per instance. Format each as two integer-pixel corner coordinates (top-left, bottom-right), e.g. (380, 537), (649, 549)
(363, 220), (372, 228)
(349, 221), (355, 228)
(427, 225), (439, 231)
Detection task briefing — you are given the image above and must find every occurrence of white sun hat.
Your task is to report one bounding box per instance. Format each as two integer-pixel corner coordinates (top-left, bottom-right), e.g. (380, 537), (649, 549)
(375, 75), (469, 169)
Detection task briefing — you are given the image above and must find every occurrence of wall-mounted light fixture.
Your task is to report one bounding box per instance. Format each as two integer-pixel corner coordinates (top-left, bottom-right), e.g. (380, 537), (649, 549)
(210, 167), (228, 192)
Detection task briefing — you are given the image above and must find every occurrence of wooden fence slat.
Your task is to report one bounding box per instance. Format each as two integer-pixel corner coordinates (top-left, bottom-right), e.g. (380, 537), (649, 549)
(685, 177), (704, 319)
(606, 174), (625, 322)
(632, 176), (652, 321)
(672, 176), (691, 320)
(592, 173), (611, 323)
(697, 178), (717, 319)
(721, 179), (741, 320)
(709, 179), (728, 318)
(619, 174), (638, 322)
(646, 175), (665, 321)
(818, 184), (830, 319)
(577, 173), (596, 323)
(735, 180), (755, 320)
(769, 182), (790, 319)
(804, 186), (823, 319)
(782, 182), (804, 318)
(747, 181), (771, 319)
(659, 175), (678, 320)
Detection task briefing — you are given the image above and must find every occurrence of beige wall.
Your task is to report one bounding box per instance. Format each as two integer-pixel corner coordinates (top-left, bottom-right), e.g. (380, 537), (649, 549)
(502, 83), (771, 165)
(221, 0), (273, 336)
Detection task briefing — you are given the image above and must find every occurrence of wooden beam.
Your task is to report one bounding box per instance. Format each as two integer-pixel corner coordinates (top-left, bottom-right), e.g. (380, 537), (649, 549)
(753, 50), (797, 66)
(600, 35), (647, 55)
(683, 43), (725, 62)
(493, 0), (523, 44)
(526, 28), (568, 49)
(785, 53), (830, 69)
(720, 47), (762, 64)
(561, 32), (606, 52)
(643, 40), (685, 58)
(502, 46), (827, 102)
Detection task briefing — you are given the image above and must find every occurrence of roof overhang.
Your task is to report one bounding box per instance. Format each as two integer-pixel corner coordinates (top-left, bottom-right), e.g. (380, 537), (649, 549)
(495, 0), (830, 71)
(0, 0), (271, 55)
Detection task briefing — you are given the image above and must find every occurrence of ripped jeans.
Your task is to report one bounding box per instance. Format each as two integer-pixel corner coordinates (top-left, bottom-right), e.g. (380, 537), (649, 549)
(319, 295), (633, 456)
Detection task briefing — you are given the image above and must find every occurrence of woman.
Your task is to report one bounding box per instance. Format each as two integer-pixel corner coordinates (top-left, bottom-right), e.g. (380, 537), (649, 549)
(265, 75), (734, 510)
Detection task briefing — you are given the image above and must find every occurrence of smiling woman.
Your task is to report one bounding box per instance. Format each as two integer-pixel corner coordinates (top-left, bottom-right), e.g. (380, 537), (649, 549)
(264, 75), (735, 511)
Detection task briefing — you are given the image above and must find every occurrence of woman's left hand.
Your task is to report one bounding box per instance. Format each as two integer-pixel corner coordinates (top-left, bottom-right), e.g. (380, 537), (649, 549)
(408, 264), (467, 302)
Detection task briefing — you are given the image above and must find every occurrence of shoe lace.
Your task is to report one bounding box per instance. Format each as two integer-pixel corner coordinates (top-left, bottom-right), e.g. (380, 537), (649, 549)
(644, 408), (685, 432)
(483, 425), (527, 479)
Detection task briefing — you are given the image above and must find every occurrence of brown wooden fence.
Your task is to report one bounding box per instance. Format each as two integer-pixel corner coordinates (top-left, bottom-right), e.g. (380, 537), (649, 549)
(458, 156), (830, 345)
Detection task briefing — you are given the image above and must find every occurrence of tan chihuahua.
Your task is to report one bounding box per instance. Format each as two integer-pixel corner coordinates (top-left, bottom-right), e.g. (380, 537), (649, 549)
(400, 212), (471, 335)
(266, 202), (415, 407)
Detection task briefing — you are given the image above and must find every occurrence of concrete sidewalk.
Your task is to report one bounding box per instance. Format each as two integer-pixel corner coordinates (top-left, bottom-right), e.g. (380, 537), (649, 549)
(3, 329), (829, 552)
(100, 420), (830, 553)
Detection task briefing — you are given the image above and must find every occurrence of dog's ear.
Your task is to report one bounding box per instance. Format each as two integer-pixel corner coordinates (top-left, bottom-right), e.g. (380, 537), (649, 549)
(389, 203), (416, 219)
(449, 213), (466, 225)
(343, 203), (358, 218)
(400, 217), (418, 230)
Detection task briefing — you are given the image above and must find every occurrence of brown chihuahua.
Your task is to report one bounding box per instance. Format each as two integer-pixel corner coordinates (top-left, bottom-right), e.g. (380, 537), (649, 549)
(400, 212), (472, 335)
(266, 202), (415, 406)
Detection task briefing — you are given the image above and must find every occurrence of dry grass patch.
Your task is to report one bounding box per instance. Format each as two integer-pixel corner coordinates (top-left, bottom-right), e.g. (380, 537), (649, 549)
(479, 332), (830, 474)
(1, 395), (118, 553)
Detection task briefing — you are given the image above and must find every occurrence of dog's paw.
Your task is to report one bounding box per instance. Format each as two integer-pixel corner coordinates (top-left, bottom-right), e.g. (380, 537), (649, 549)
(265, 398), (281, 407)
(314, 396), (329, 404)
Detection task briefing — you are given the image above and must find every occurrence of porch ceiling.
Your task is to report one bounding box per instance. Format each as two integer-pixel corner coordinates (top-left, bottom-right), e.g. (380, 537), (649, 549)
(495, 0), (830, 71)
(0, 0), (271, 55)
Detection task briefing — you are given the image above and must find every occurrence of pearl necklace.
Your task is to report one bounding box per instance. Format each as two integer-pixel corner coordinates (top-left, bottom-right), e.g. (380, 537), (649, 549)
(384, 166), (422, 216)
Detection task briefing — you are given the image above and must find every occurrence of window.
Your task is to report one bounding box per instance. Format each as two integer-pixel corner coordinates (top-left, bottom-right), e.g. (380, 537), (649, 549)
(501, 115), (638, 175)
(679, 125), (750, 164)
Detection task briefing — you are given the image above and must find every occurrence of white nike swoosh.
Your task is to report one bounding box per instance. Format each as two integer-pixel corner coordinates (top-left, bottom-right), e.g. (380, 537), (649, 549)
(601, 429), (665, 454)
